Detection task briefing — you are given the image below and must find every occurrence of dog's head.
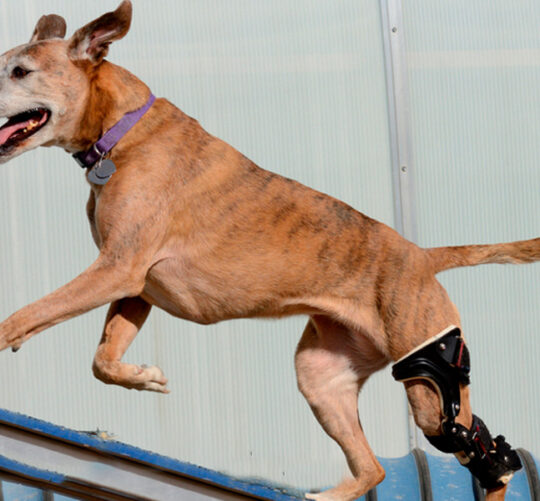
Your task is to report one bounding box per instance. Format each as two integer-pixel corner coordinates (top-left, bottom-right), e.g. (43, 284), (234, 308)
(0, 1), (132, 163)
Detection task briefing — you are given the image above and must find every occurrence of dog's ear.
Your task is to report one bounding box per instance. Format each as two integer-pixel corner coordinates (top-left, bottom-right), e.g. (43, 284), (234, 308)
(68, 0), (132, 64)
(30, 14), (67, 42)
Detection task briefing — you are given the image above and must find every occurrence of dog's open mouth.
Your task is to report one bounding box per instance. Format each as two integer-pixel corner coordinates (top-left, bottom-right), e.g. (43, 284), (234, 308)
(0, 108), (50, 151)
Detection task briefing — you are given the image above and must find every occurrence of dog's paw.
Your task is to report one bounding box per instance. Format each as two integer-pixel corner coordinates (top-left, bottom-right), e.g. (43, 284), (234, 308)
(305, 477), (373, 501)
(0, 320), (27, 353)
(305, 493), (333, 501)
(93, 360), (170, 393)
(132, 364), (170, 394)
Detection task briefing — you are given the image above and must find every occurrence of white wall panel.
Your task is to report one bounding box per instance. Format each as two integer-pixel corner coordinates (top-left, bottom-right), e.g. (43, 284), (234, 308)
(0, 0), (405, 491)
(402, 0), (540, 453)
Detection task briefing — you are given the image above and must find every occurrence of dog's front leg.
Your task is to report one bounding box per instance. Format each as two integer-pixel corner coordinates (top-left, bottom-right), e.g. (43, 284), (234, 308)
(92, 296), (169, 393)
(0, 256), (144, 352)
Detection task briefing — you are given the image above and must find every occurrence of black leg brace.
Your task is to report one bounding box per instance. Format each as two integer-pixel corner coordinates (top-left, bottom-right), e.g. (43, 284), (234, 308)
(392, 326), (522, 489)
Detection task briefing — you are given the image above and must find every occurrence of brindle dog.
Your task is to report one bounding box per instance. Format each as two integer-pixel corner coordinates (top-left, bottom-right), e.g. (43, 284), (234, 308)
(0, 2), (538, 499)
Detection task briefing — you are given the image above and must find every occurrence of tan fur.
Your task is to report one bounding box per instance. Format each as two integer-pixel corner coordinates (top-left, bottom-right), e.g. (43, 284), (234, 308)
(428, 238), (540, 274)
(0, 3), (537, 499)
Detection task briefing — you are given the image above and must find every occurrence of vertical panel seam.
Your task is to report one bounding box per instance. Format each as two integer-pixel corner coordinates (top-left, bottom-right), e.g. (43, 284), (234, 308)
(378, 0), (418, 242)
(379, 0), (420, 452)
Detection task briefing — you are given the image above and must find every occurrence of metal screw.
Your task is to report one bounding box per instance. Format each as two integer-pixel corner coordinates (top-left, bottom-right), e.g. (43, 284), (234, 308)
(392, 26), (398, 33)
(401, 165), (407, 172)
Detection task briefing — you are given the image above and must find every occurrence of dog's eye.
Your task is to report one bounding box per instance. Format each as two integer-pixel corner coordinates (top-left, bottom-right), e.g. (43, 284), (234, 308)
(11, 66), (31, 79)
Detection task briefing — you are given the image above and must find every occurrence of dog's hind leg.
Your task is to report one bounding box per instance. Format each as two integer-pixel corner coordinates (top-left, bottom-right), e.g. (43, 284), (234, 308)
(405, 380), (513, 500)
(92, 296), (169, 393)
(392, 284), (520, 501)
(295, 316), (387, 501)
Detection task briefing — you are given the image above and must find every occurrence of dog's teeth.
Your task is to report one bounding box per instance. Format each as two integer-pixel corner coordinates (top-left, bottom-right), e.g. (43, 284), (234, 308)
(23, 120), (39, 133)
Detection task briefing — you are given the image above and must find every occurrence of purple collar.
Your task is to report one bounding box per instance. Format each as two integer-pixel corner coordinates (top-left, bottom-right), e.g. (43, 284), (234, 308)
(73, 93), (155, 168)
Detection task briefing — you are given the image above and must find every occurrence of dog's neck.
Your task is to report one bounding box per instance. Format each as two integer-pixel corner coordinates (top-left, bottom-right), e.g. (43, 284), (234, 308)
(65, 60), (151, 154)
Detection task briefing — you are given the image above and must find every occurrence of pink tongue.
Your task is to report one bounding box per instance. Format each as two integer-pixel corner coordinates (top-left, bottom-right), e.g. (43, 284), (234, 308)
(0, 119), (32, 146)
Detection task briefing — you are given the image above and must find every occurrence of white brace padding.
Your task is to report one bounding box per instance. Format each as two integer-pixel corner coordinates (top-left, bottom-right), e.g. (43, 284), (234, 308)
(394, 324), (460, 364)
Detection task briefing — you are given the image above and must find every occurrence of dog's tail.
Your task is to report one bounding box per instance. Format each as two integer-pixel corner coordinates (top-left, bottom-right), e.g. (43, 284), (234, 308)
(426, 237), (540, 274)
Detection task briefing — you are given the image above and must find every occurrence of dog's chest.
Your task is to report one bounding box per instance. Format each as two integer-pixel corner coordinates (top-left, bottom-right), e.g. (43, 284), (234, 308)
(141, 257), (234, 325)
(141, 252), (286, 325)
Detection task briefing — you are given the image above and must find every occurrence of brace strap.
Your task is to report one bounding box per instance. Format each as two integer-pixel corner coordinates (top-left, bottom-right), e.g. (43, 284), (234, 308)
(392, 326), (522, 489)
(427, 415), (522, 489)
(391, 325), (470, 420)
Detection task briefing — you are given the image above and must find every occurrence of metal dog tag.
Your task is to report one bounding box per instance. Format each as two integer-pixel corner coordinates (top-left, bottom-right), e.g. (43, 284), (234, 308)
(88, 159), (116, 185)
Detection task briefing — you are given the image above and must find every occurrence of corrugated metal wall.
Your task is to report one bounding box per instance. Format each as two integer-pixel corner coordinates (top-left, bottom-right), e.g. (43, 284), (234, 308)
(0, 0), (538, 491)
(402, 0), (540, 454)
